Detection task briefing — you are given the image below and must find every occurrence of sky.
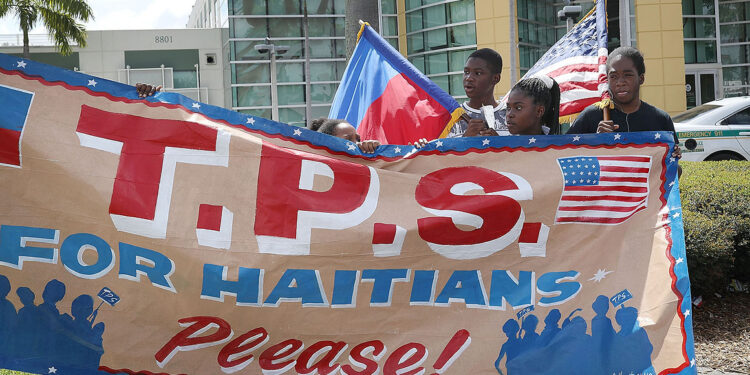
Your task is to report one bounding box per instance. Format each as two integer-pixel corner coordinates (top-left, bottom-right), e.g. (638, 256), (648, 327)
(0, 0), (197, 35)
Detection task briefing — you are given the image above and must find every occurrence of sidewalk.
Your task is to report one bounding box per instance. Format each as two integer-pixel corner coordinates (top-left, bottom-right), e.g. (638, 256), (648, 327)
(698, 367), (746, 375)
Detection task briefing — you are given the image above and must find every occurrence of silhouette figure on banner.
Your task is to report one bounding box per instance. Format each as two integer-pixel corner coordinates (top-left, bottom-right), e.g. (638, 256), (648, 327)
(495, 294), (655, 375)
(0, 276), (109, 372)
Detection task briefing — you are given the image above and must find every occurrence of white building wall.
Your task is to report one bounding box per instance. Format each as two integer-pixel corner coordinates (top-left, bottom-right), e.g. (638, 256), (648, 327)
(0, 29), (227, 108)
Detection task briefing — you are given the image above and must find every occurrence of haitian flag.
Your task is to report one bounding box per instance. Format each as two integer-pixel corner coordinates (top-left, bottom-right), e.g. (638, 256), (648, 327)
(0, 52), (696, 375)
(329, 23), (464, 144)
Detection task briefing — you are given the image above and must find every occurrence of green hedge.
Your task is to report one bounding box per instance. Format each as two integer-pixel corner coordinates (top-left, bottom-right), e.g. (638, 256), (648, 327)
(680, 161), (750, 297)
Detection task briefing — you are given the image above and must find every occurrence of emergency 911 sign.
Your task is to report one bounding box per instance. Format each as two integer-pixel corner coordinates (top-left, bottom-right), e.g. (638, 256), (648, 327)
(0, 53), (695, 375)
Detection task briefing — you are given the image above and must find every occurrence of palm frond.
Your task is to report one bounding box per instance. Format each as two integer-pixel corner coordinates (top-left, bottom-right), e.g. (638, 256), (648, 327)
(38, 5), (87, 55)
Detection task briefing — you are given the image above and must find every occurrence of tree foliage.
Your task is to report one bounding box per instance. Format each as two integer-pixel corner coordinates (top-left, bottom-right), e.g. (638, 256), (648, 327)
(0, 0), (93, 58)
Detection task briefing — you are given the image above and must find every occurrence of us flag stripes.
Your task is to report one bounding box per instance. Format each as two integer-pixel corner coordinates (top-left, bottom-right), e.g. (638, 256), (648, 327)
(520, 0), (609, 118)
(555, 155), (652, 224)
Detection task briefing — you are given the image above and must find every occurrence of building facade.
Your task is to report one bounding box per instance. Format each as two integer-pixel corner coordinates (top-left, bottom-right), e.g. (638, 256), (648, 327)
(189, 0), (691, 125)
(683, 0), (750, 107)
(0, 29), (227, 107)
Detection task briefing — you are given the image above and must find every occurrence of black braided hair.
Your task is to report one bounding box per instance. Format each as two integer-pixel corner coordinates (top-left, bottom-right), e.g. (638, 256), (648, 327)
(317, 119), (351, 136)
(307, 117), (327, 131)
(510, 77), (561, 135)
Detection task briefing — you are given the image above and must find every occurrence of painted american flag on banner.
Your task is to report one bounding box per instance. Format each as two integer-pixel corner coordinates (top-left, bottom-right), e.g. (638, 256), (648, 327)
(521, 0), (608, 117)
(555, 155), (652, 224)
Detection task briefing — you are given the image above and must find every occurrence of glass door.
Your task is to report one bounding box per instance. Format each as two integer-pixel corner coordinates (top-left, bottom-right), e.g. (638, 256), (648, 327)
(685, 70), (719, 108)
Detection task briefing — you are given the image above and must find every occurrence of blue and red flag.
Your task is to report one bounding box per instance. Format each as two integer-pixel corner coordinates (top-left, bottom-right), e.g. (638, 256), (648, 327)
(329, 23), (464, 145)
(0, 83), (33, 167)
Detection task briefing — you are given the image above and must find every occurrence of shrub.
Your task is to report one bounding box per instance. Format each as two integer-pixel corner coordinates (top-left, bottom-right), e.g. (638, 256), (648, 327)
(679, 161), (750, 297)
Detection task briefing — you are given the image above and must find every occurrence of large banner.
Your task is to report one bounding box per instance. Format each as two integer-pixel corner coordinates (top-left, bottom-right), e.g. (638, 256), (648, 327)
(0, 53), (695, 375)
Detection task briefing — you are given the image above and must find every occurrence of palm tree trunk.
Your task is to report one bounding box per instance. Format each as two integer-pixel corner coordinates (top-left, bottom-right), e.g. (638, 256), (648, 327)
(22, 28), (30, 59)
(345, 0), (379, 60)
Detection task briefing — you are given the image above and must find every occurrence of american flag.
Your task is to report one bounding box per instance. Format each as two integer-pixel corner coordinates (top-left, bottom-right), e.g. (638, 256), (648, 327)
(520, 0), (608, 117)
(555, 155), (652, 224)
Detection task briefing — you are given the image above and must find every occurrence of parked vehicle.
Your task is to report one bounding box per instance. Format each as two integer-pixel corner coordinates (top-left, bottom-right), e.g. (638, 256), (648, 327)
(673, 97), (750, 161)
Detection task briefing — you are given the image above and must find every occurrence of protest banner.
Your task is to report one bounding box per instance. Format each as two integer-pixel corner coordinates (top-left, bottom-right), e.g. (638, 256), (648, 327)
(0, 53), (695, 375)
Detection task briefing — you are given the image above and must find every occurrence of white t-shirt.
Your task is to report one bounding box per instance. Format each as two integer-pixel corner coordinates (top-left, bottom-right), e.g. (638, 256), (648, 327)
(446, 102), (509, 138)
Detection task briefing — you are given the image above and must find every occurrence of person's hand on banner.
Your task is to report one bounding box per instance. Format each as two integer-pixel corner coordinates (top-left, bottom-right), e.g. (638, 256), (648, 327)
(413, 138), (429, 148)
(463, 118), (489, 137)
(357, 140), (381, 153)
(596, 120), (620, 133)
(136, 83), (162, 98)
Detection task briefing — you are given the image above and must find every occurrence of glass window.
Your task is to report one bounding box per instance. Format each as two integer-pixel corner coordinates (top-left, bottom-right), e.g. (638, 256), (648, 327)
(232, 0), (265, 16)
(309, 39), (334, 58)
(269, 18), (302, 37)
(724, 86), (750, 97)
(234, 86), (272, 107)
(451, 23), (476, 47)
(382, 16), (399, 36)
(309, 17), (337, 37)
(449, 49), (473, 71)
(723, 66), (750, 86)
(425, 28), (448, 50)
(407, 33), (425, 54)
(310, 61), (337, 81)
(269, 0), (301, 15)
(450, 0), (475, 23)
(406, 0), (422, 10)
(432, 75), (449, 93)
(382, 0), (397, 14)
(311, 105), (332, 119)
(311, 83), (337, 103)
(721, 44), (750, 64)
(407, 10), (423, 32)
(231, 18), (267, 38)
(232, 41), (268, 61)
(174, 71), (197, 88)
(277, 40), (304, 59)
(719, 2), (750, 23)
(449, 73), (464, 96)
(423, 4), (447, 29)
(720, 23), (750, 43)
(307, 0), (332, 14)
(279, 107), (306, 126)
(683, 18), (716, 39)
(334, 0), (345, 14)
(721, 107), (750, 125)
(335, 17), (345, 36)
(240, 108), (272, 119)
(683, 0), (715, 15)
(385, 37), (399, 50)
(335, 39), (346, 58)
(277, 62), (304, 82)
(277, 85), (306, 105)
(410, 55), (426, 73)
(336, 61), (347, 79)
(426, 52), (448, 74)
(233, 63), (270, 84)
(684, 40), (717, 63)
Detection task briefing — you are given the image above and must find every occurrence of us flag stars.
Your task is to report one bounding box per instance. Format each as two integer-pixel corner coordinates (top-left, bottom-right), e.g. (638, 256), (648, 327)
(87, 79), (97, 87)
(16, 60), (27, 68)
(293, 129), (302, 136)
(246, 117), (255, 125)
